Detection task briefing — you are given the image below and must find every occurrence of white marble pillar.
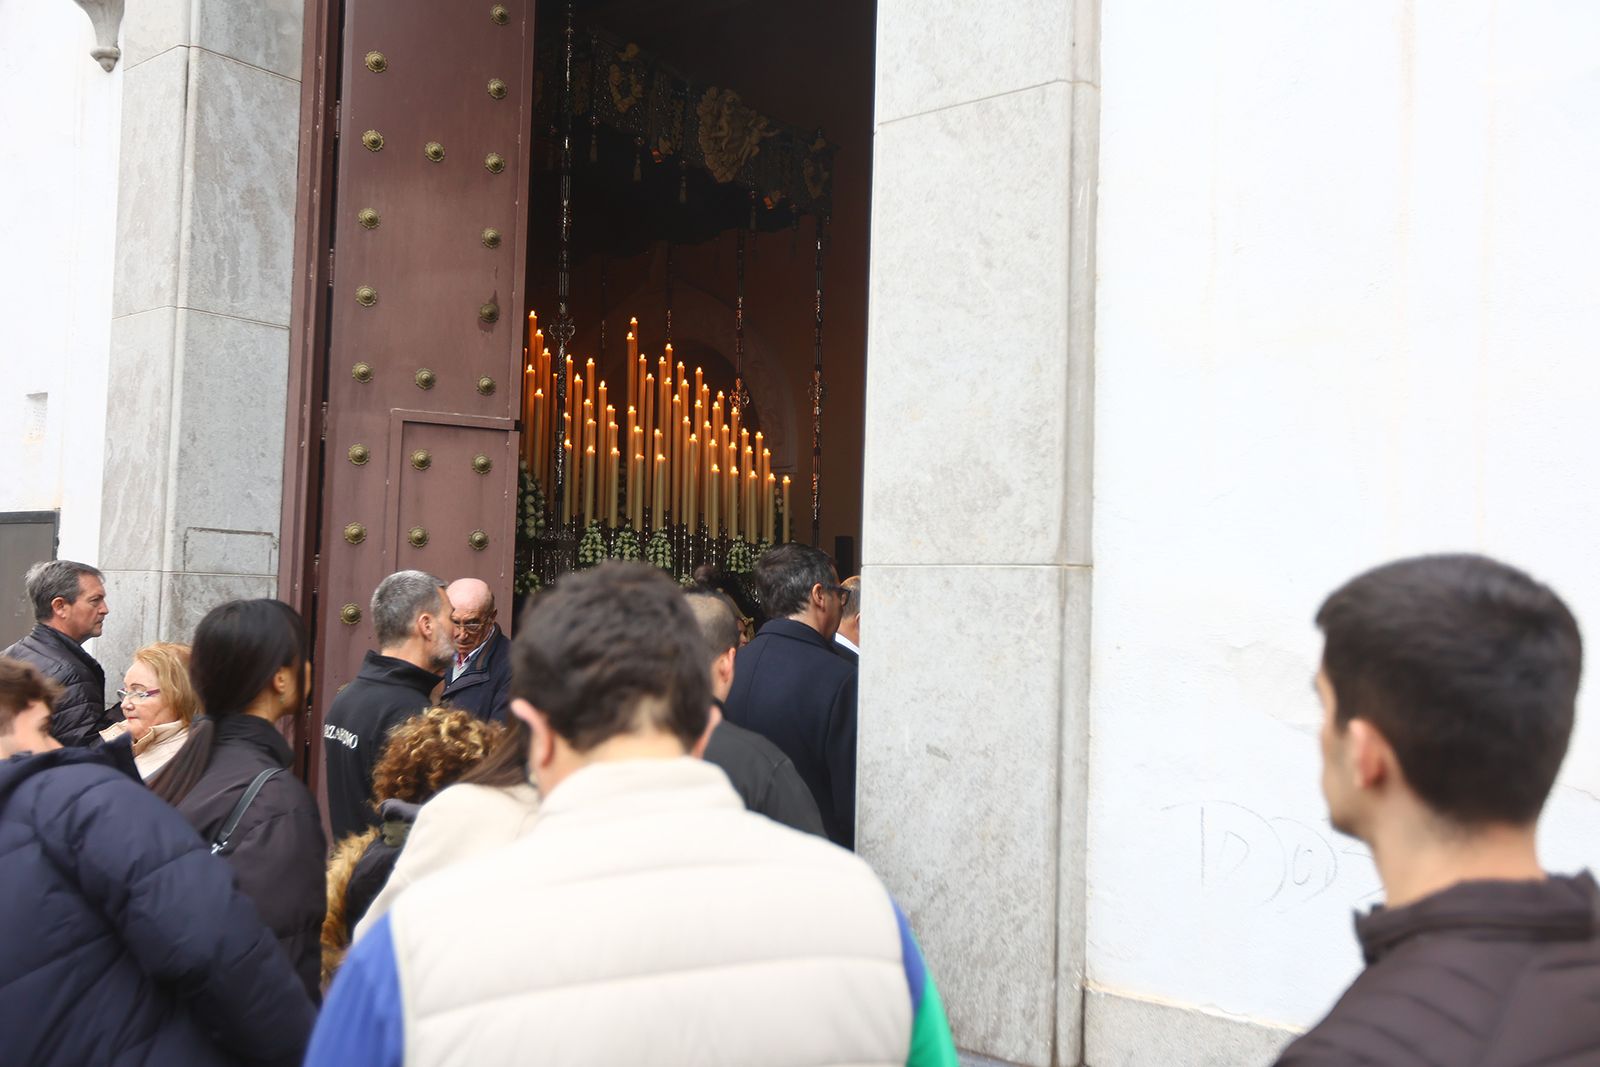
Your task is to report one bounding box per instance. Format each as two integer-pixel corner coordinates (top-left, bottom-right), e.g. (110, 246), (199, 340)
(858, 1), (1099, 1064)
(96, 0), (303, 687)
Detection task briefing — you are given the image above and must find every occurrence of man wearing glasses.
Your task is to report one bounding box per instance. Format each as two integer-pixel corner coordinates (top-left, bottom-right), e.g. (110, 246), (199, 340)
(724, 543), (860, 849)
(440, 578), (513, 723)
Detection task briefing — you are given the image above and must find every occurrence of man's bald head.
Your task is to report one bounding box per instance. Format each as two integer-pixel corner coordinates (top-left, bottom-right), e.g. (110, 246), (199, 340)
(448, 578), (497, 655)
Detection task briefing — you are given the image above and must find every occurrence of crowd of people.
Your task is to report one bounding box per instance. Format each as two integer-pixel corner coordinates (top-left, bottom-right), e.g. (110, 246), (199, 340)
(0, 550), (1596, 1065)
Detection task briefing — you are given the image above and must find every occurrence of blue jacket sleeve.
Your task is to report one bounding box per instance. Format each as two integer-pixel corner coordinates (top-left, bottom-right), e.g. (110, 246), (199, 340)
(893, 899), (959, 1067)
(305, 914), (405, 1067)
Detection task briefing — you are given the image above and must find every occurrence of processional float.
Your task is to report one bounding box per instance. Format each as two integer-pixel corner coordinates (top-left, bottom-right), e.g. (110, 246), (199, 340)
(513, 6), (835, 597)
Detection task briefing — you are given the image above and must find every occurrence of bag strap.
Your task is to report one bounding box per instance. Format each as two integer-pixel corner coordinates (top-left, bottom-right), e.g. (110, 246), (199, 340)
(210, 767), (284, 855)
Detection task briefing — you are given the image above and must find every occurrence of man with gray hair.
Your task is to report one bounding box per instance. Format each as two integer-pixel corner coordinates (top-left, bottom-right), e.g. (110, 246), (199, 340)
(724, 543), (858, 848)
(2, 560), (117, 747)
(323, 570), (454, 839)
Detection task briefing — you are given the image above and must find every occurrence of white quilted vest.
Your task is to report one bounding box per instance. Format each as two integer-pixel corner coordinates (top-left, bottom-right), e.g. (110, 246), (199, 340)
(389, 757), (912, 1067)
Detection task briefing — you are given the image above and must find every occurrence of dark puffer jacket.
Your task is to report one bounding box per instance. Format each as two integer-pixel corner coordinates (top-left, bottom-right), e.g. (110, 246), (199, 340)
(176, 714), (327, 1002)
(1277, 872), (1600, 1066)
(0, 742), (315, 1066)
(2, 623), (121, 746)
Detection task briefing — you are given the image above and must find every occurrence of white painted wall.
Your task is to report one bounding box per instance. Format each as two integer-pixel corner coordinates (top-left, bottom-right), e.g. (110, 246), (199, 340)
(1091, 0), (1600, 1032)
(0, 0), (120, 564)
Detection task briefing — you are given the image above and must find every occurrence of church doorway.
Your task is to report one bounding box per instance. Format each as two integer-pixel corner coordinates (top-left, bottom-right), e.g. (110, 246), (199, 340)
(280, 0), (875, 785)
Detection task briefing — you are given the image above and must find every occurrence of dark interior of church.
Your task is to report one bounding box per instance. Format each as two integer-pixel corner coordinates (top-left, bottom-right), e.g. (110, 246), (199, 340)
(521, 0), (877, 573)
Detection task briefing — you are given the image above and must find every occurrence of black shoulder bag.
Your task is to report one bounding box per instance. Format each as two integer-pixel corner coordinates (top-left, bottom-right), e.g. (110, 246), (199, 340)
(210, 767), (284, 855)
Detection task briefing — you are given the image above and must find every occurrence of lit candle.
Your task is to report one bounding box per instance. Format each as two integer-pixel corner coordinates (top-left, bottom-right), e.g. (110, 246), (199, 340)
(597, 382), (608, 439)
(530, 389), (544, 480)
(708, 463), (721, 535)
(562, 438), (574, 523)
(745, 468), (756, 542)
(781, 476), (791, 543)
(526, 311), (537, 356)
(687, 434), (700, 529)
(652, 430), (664, 520)
(653, 452), (666, 524)
(670, 395), (683, 521)
(694, 366), (704, 403)
(584, 359), (596, 411)
(766, 473), (777, 543)
(730, 403), (742, 452)
(630, 452), (644, 530)
(608, 447), (620, 527)
(642, 374), (656, 469)
(583, 444), (596, 526)
(728, 464), (740, 541)
(712, 393), (724, 435)
(625, 332), (637, 415)
(562, 412), (572, 490)
(571, 374), (583, 449)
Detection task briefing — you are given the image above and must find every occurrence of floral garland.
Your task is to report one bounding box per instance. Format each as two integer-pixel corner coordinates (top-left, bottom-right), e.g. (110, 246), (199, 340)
(513, 462), (548, 595)
(725, 538), (757, 575)
(609, 528), (642, 561)
(645, 530), (674, 572)
(577, 521), (607, 568)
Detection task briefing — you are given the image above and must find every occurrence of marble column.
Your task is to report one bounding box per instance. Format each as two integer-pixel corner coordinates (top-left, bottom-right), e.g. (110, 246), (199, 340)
(858, 1), (1099, 1065)
(96, 0), (302, 689)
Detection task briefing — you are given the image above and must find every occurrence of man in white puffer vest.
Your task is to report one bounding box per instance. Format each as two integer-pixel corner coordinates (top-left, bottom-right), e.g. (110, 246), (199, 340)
(306, 562), (957, 1067)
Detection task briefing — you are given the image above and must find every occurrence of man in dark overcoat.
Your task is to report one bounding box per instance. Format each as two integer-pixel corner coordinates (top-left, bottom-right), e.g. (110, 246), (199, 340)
(724, 543), (858, 849)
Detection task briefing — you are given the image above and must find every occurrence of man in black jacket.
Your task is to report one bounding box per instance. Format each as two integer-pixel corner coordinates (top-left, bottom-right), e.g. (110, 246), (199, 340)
(2, 559), (118, 746)
(440, 577), (512, 722)
(323, 570), (453, 840)
(686, 589), (825, 837)
(1278, 554), (1600, 1066)
(724, 543), (858, 848)
(0, 657), (314, 1066)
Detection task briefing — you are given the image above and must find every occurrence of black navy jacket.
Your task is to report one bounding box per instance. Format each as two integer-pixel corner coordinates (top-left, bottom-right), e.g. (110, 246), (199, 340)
(440, 624), (513, 723)
(724, 618), (858, 849)
(177, 715), (327, 1002)
(2, 623), (121, 746)
(323, 651), (441, 840)
(704, 712), (827, 838)
(0, 741), (315, 1066)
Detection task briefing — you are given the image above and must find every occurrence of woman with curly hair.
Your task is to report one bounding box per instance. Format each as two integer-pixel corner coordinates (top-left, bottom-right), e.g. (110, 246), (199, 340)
(350, 710), (541, 943)
(322, 707), (500, 982)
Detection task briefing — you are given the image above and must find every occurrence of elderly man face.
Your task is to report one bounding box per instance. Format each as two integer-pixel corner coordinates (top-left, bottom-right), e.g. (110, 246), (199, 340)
(447, 578), (497, 656)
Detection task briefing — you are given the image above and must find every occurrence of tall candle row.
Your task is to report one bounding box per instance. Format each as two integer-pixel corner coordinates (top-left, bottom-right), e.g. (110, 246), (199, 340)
(521, 311), (790, 543)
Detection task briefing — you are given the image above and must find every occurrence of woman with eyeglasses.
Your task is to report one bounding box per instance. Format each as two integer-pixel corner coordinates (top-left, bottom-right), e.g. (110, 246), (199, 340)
(99, 643), (198, 779)
(148, 600), (327, 1002)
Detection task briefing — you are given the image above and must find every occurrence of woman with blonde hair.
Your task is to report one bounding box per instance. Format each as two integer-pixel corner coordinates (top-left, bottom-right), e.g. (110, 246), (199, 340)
(322, 707), (501, 982)
(100, 642), (200, 779)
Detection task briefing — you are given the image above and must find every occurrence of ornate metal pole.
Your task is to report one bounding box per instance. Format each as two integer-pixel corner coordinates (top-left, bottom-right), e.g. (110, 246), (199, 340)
(664, 243), (675, 345)
(549, 0), (578, 547)
(809, 213), (827, 547)
(733, 225), (750, 414)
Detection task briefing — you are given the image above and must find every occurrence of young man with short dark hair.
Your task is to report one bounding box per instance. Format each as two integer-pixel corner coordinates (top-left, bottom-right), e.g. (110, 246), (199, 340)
(307, 563), (958, 1067)
(724, 542), (859, 847)
(1277, 554), (1599, 1066)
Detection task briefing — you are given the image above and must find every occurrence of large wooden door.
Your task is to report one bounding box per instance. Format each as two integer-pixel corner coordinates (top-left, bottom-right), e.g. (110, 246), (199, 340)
(283, 0), (535, 790)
